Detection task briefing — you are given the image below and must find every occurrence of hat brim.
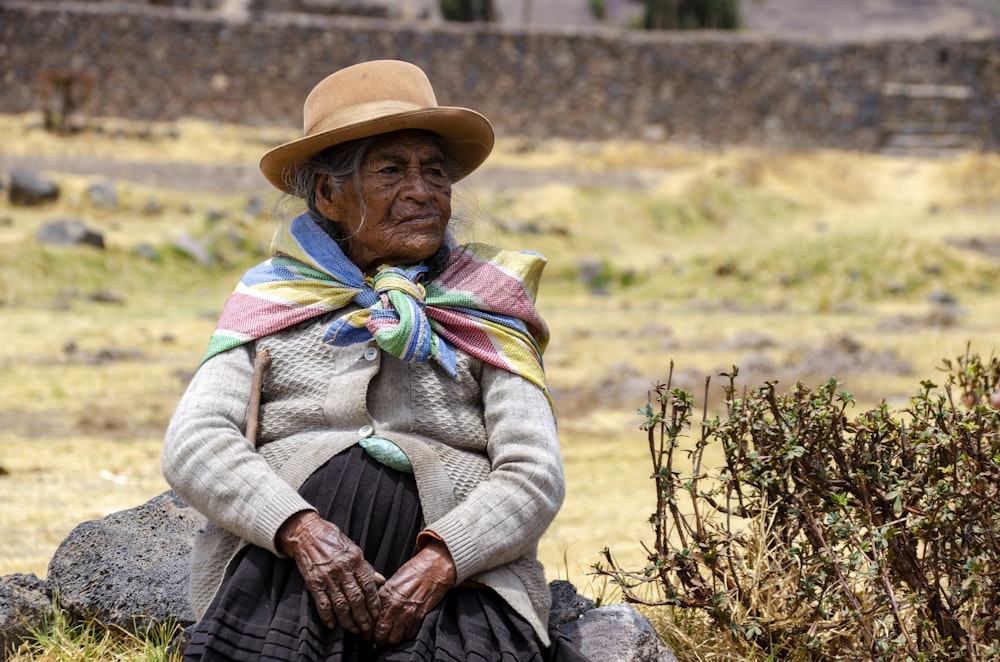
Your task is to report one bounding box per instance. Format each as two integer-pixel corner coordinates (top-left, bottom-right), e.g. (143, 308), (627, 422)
(259, 106), (494, 194)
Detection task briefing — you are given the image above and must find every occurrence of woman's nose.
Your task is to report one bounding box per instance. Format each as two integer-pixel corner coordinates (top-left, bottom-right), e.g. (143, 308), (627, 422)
(400, 169), (433, 200)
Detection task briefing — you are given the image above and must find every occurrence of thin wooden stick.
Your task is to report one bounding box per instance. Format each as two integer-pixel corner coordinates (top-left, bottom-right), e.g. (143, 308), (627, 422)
(246, 347), (271, 448)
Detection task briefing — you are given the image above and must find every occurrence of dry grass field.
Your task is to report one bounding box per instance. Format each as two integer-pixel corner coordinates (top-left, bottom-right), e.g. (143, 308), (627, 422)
(2, 111), (1000, 610)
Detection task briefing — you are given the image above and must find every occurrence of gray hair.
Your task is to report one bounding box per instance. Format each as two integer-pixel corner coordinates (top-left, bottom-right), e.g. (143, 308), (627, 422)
(282, 135), (378, 243)
(281, 131), (462, 274)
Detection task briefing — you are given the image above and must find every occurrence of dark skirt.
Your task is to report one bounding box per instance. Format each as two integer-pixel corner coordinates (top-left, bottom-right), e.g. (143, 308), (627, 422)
(183, 446), (589, 662)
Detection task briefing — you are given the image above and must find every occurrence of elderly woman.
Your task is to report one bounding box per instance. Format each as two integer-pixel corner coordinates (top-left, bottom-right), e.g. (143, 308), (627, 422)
(162, 60), (588, 661)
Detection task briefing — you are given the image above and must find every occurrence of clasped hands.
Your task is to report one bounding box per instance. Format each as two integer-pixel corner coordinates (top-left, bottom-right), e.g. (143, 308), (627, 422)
(277, 511), (456, 647)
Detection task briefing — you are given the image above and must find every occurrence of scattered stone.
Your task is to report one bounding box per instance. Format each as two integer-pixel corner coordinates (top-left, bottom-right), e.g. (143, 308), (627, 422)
(626, 323), (676, 343)
(0, 573), (51, 659)
(948, 236), (1000, 260)
(141, 198), (164, 216)
(927, 289), (958, 305)
(92, 347), (145, 363)
(173, 233), (213, 266)
(793, 334), (912, 377)
(878, 306), (962, 331)
(9, 171), (59, 206)
(86, 289), (125, 305)
(722, 330), (775, 351)
(205, 209), (226, 225)
(132, 243), (161, 261)
(244, 196), (265, 217)
(578, 257), (609, 293)
(739, 351), (778, 376)
(557, 603), (678, 662)
(504, 220), (545, 235)
(85, 181), (119, 209)
(36, 219), (105, 249)
(500, 219), (570, 237)
(884, 278), (907, 295)
(63, 341), (146, 364)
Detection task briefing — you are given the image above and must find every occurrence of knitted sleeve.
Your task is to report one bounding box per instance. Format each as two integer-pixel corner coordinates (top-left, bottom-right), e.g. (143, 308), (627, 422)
(160, 345), (315, 554)
(421, 366), (566, 583)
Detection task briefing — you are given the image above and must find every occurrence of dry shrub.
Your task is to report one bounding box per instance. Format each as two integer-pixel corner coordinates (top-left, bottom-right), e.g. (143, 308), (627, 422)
(597, 348), (1000, 660)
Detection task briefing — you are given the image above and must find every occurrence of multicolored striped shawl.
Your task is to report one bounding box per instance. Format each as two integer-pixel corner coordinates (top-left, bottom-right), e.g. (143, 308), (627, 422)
(203, 214), (550, 398)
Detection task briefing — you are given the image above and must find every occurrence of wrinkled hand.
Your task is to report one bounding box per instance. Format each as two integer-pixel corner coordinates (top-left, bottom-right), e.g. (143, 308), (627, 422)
(277, 511), (385, 634)
(371, 539), (456, 648)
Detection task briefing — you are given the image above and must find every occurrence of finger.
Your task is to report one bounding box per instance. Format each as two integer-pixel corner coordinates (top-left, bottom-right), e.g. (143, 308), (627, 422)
(396, 603), (427, 646)
(328, 586), (361, 633)
(372, 611), (396, 648)
(388, 615), (419, 647)
(374, 588), (420, 647)
(358, 570), (383, 619)
(370, 587), (395, 647)
(308, 581), (337, 630)
(337, 573), (379, 633)
(348, 575), (380, 633)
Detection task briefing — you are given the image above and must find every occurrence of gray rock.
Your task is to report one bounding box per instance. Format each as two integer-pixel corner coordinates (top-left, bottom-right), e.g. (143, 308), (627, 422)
(0, 573), (51, 659)
(548, 579), (595, 628)
(244, 195), (265, 217)
(9, 171), (59, 206)
(36, 219), (105, 249)
(172, 233), (213, 266)
(557, 603), (677, 662)
(85, 181), (119, 209)
(927, 289), (958, 305)
(141, 198), (163, 216)
(132, 243), (161, 261)
(46, 491), (205, 633)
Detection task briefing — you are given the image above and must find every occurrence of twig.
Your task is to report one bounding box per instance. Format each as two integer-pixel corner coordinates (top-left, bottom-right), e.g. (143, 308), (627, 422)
(246, 347), (271, 448)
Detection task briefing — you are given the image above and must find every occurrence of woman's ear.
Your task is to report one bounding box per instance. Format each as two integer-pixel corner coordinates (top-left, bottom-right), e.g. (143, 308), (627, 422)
(314, 174), (343, 220)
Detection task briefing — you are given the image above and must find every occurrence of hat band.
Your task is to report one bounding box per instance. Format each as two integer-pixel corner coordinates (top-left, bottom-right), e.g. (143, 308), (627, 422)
(306, 100), (430, 137)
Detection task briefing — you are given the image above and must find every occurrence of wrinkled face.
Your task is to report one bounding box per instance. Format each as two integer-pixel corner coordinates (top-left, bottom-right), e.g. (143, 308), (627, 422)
(316, 130), (452, 275)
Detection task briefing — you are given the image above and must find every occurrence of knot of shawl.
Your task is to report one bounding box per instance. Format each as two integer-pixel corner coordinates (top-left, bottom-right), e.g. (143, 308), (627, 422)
(325, 264), (453, 368)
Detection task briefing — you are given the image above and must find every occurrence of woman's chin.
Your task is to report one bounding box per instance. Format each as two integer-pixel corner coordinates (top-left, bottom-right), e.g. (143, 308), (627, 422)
(393, 230), (447, 263)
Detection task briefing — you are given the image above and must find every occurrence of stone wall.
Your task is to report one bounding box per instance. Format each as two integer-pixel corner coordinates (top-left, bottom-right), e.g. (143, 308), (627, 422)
(2, 0), (1000, 151)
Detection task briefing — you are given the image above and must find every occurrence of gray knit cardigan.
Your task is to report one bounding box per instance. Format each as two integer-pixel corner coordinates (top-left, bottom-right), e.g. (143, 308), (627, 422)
(161, 311), (565, 644)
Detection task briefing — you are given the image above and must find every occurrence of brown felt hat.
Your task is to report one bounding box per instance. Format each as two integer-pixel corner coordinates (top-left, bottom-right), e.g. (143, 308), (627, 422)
(259, 60), (495, 193)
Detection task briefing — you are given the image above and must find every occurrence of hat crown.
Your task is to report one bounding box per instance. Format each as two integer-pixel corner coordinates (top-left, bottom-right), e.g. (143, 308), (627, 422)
(303, 60), (439, 137)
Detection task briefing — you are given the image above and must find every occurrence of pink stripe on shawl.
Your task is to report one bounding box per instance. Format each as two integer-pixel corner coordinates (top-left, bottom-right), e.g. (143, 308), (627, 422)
(215, 292), (326, 339)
